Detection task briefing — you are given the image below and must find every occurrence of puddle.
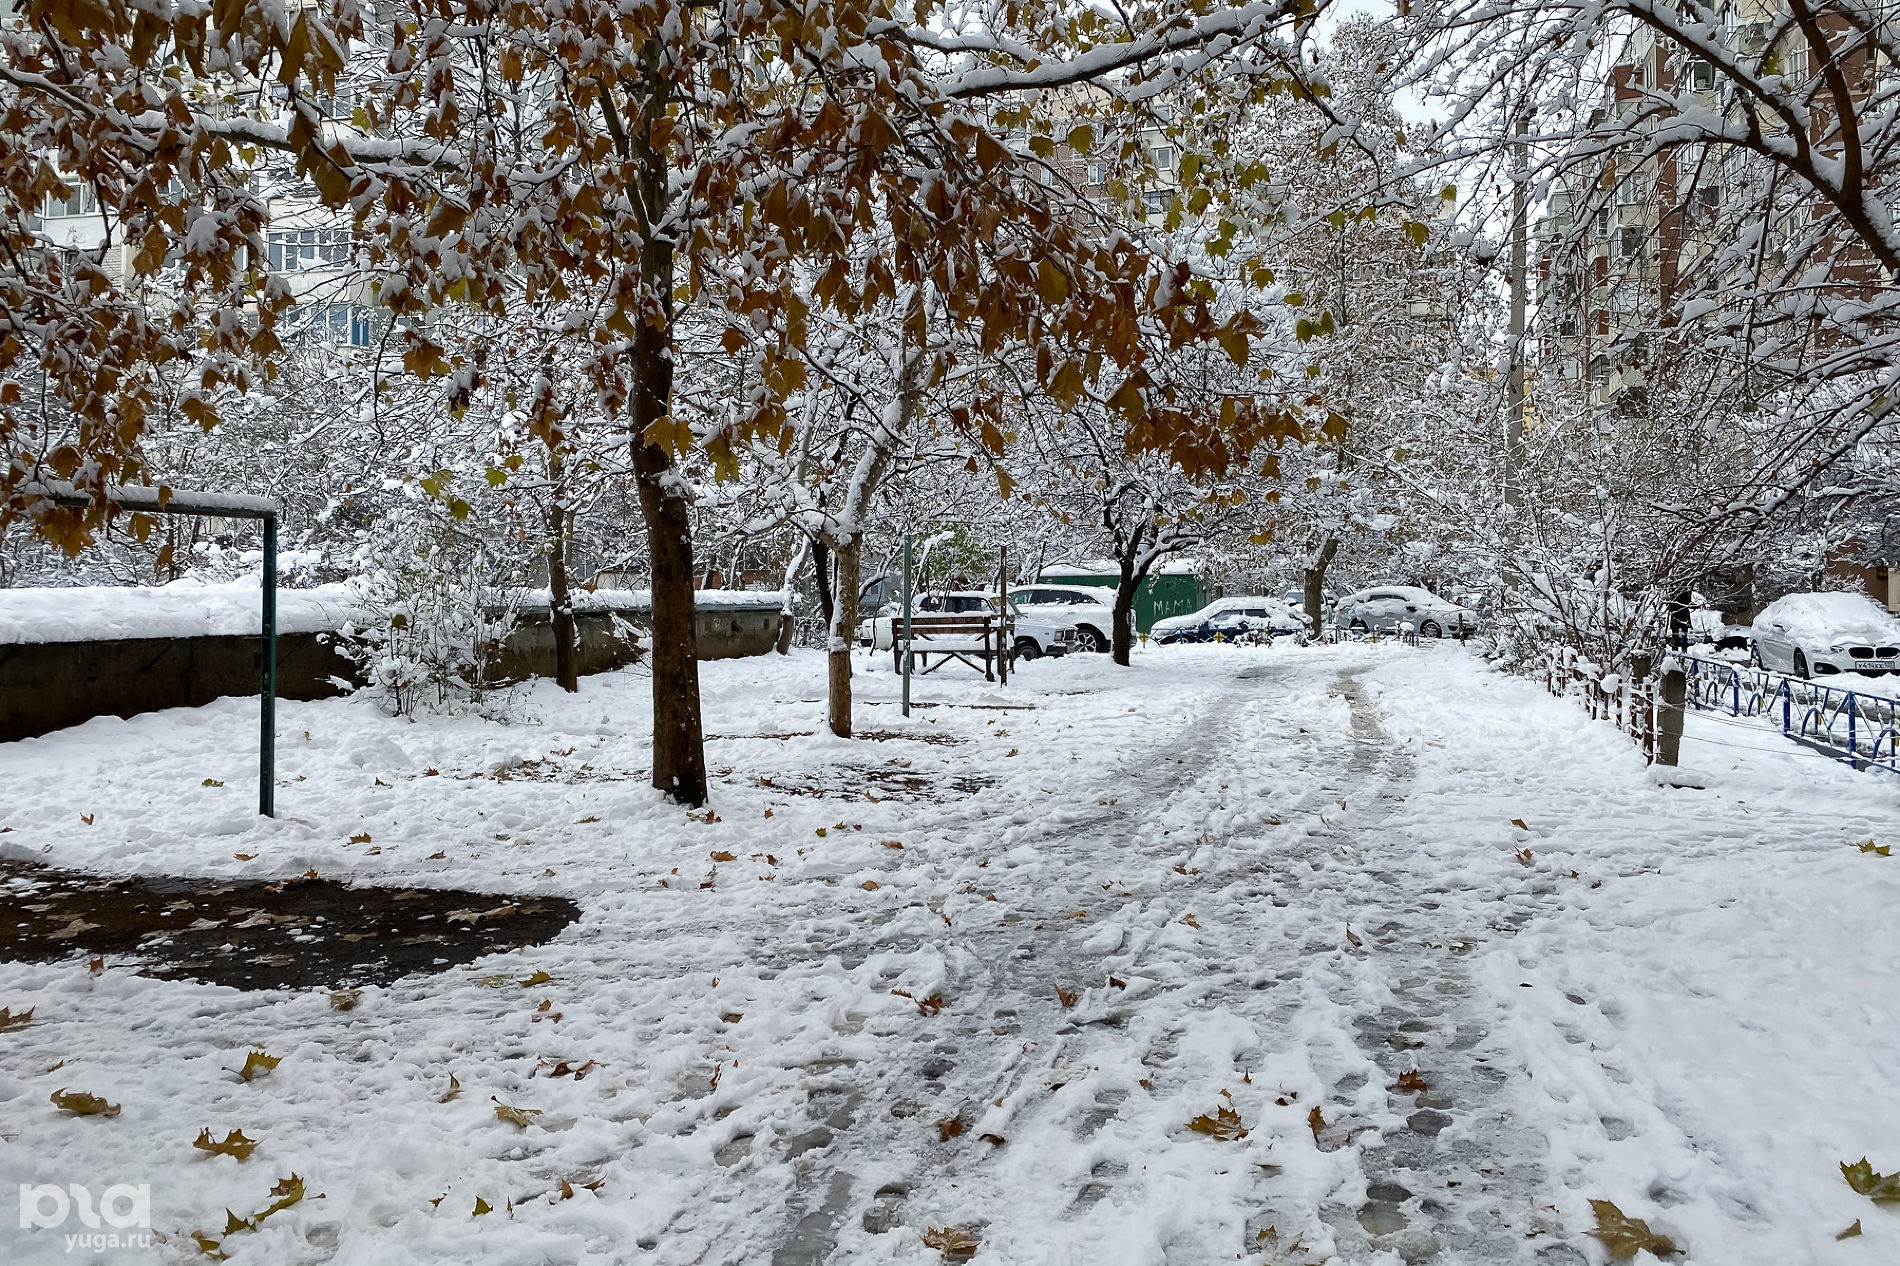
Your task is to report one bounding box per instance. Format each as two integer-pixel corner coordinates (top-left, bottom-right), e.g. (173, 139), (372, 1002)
(0, 859), (579, 991)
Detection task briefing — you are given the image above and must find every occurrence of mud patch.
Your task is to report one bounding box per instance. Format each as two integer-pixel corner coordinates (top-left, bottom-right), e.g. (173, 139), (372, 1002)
(753, 764), (995, 800)
(0, 859), (579, 991)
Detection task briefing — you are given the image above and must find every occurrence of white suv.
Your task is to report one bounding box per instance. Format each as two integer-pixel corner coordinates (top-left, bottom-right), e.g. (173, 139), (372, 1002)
(1006, 584), (1116, 653)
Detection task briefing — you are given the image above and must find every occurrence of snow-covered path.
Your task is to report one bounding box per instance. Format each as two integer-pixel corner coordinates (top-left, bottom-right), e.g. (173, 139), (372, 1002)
(1, 644), (1896, 1265)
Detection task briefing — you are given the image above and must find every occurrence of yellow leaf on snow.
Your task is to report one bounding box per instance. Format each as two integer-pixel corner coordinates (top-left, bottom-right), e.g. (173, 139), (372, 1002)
(493, 1099), (541, 1129)
(233, 1050), (280, 1082)
(193, 1128), (259, 1160)
(50, 1088), (120, 1117)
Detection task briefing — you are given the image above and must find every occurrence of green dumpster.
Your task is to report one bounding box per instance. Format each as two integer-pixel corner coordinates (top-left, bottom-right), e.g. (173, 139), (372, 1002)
(1035, 563), (1213, 634)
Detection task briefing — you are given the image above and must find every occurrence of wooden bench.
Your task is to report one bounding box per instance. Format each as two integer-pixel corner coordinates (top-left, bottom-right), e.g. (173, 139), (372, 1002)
(894, 614), (1010, 681)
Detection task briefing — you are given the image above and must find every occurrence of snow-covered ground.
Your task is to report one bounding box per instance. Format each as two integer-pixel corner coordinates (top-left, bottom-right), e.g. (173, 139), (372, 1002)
(1, 643), (1895, 1265)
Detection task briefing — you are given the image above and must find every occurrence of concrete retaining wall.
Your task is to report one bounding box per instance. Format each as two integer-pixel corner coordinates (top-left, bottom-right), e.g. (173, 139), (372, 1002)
(0, 601), (786, 744)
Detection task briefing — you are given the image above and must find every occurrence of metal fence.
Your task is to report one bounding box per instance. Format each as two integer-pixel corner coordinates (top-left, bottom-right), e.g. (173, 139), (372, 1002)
(1682, 656), (1900, 774)
(1543, 646), (1659, 763)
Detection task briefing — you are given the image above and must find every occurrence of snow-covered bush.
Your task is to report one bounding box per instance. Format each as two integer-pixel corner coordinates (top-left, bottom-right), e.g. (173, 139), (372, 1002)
(341, 498), (527, 718)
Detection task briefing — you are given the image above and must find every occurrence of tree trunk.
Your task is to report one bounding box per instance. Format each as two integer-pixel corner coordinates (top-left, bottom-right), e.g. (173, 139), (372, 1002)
(1112, 562), (1140, 666)
(628, 257), (707, 805)
(775, 535), (807, 655)
(546, 454), (580, 693)
(812, 535), (834, 629)
(1304, 537), (1339, 640)
(828, 535), (861, 737)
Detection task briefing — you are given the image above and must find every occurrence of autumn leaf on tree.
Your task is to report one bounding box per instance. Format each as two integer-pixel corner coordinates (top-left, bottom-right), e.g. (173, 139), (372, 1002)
(1186, 1105), (1249, 1140)
(1587, 1199), (1678, 1259)
(194, 1128), (259, 1160)
(1841, 1157), (1900, 1204)
(50, 1088), (120, 1117)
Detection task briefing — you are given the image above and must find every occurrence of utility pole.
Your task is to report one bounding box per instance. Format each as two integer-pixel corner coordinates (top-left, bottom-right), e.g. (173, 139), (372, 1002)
(997, 544), (1009, 686)
(901, 534), (913, 717)
(1505, 111), (1530, 508)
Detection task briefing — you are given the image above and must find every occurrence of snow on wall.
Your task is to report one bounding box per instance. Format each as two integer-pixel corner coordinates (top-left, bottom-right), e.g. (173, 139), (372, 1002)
(0, 581), (362, 645)
(0, 583), (790, 645)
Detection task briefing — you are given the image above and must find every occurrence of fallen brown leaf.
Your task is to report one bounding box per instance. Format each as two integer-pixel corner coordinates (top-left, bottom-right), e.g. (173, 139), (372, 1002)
(1186, 1105), (1248, 1140)
(922, 1225), (980, 1260)
(1588, 1199), (1678, 1259)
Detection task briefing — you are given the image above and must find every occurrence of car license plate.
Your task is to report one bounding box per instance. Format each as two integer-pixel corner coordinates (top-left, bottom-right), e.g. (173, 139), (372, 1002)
(1853, 660), (1884, 671)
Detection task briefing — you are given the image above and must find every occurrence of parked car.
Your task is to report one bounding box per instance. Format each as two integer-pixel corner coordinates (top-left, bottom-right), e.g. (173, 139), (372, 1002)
(1747, 591), (1900, 678)
(868, 592), (1075, 660)
(1006, 584), (1115, 653)
(1333, 586), (1477, 638)
(1152, 596), (1307, 644)
(1156, 611), (1287, 644)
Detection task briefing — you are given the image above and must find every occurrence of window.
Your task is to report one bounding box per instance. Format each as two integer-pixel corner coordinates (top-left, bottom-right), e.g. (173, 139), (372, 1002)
(267, 226), (354, 271)
(1687, 60), (1715, 91)
(43, 185), (97, 218)
(1615, 227), (1645, 259)
(286, 304), (382, 347)
(1149, 145), (1176, 171)
(1086, 161), (1109, 186)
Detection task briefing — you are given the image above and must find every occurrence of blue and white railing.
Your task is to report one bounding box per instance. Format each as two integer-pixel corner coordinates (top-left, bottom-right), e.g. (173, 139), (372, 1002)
(1682, 655), (1900, 774)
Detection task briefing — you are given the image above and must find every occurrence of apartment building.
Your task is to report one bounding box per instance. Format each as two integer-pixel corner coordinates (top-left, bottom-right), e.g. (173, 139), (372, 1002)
(33, 183), (385, 349)
(1534, 1), (1888, 409)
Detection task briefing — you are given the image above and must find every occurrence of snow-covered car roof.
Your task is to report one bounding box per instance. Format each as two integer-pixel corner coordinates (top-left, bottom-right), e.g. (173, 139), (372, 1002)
(1153, 596), (1298, 630)
(1756, 592), (1900, 642)
(1012, 584), (1112, 603)
(1342, 586), (1458, 606)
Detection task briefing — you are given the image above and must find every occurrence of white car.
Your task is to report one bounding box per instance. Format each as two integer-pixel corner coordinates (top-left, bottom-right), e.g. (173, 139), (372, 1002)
(1748, 592), (1900, 679)
(869, 592), (1075, 660)
(1151, 596), (1309, 643)
(1333, 586), (1476, 638)
(1006, 584), (1116, 653)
